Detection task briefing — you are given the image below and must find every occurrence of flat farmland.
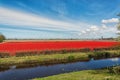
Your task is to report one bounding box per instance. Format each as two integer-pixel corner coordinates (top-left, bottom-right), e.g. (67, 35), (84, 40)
(0, 40), (119, 55)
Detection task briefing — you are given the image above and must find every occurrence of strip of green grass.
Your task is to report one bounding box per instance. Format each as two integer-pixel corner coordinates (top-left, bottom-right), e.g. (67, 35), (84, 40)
(33, 69), (120, 80)
(0, 52), (88, 65)
(0, 50), (120, 67)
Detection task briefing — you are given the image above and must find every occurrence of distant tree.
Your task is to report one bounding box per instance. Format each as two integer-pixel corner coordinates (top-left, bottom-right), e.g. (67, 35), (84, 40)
(0, 33), (5, 42)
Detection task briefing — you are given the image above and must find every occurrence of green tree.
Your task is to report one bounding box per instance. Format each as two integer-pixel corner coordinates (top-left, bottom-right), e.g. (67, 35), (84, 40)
(0, 33), (5, 42)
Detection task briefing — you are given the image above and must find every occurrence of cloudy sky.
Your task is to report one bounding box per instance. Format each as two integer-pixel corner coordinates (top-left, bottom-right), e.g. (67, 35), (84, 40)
(0, 0), (120, 39)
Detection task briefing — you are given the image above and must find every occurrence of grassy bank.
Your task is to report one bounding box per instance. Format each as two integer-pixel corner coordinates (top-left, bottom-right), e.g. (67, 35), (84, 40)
(0, 52), (88, 67)
(33, 68), (120, 80)
(0, 50), (120, 68)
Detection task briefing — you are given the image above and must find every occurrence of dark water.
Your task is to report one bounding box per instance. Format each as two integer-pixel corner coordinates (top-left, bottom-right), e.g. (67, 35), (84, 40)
(0, 58), (120, 80)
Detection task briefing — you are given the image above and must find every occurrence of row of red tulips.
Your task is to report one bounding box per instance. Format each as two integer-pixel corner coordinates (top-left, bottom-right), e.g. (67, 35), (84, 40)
(0, 46), (120, 58)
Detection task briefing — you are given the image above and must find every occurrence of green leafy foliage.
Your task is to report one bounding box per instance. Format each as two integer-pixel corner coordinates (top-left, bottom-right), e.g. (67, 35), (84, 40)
(67, 55), (75, 61)
(0, 33), (5, 42)
(108, 66), (120, 75)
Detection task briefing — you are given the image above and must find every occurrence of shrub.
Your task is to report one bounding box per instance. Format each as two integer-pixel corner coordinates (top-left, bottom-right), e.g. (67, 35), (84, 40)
(67, 55), (75, 61)
(0, 52), (10, 58)
(93, 48), (111, 51)
(111, 45), (120, 50)
(113, 66), (120, 74)
(79, 48), (91, 52)
(107, 66), (120, 74)
(61, 49), (67, 54)
(44, 50), (51, 54)
(16, 51), (38, 57)
(0, 34), (5, 42)
(95, 52), (110, 58)
(88, 53), (94, 59)
(88, 52), (111, 59)
(69, 49), (79, 53)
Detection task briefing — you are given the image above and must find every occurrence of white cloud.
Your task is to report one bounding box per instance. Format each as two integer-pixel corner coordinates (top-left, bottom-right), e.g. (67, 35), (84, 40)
(102, 18), (119, 24)
(78, 25), (99, 37)
(116, 31), (120, 34)
(86, 29), (90, 32)
(81, 30), (86, 34)
(0, 7), (90, 32)
(101, 24), (107, 29)
(0, 7), (118, 38)
(90, 25), (99, 31)
(77, 23), (118, 38)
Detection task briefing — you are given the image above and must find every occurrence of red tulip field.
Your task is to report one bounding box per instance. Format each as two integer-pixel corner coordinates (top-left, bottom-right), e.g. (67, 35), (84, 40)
(0, 40), (119, 56)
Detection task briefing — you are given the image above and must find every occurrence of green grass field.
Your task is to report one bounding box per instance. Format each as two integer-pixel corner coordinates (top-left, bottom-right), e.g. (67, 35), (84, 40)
(33, 69), (120, 80)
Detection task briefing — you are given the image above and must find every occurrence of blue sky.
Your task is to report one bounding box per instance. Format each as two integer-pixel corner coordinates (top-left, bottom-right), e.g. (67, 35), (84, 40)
(0, 0), (120, 39)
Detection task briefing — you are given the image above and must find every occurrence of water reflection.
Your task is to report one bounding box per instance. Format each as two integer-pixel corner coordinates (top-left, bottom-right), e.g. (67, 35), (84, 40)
(110, 58), (119, 61)
(9, 65), (16, 70)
